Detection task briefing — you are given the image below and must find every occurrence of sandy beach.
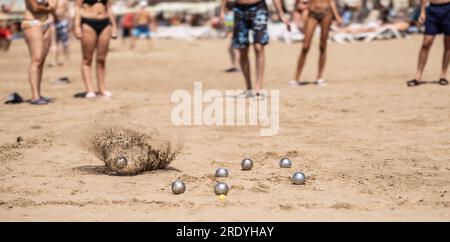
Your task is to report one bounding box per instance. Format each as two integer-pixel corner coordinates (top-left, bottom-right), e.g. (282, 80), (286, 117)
(0, 36), (449, 221)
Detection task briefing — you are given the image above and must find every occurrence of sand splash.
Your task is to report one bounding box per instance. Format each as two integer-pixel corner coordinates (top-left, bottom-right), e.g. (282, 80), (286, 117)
(89, 127), (181, 175)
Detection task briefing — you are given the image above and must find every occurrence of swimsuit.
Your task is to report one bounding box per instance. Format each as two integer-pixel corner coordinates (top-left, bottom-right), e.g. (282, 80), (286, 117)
(21, 18), (51, 32)
(122, 27), (131, 38)
(81, 17), (111, 35)
(308, 6), (332, 22)
(232, 1), (269, 49)
(425, 2), (450, 36)
(83, 0), (108, 5)
(0, 27), (12, 39)
(81, 0), (110, 35)
(133, 24), (151, 38)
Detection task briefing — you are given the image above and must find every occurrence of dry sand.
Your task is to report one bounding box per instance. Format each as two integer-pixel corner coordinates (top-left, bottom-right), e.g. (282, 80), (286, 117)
(0, 36), (449, 221)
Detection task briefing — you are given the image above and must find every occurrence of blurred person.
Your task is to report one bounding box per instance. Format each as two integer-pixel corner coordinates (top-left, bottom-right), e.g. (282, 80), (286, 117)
(0, 0), (16, 52)
(22, 0), (58, 105)
(378, 0), (396, 23)
(290, 0), (342, 86)
(408, 0), (450, 86)
(293, 0), (309, 33)
(408, 1), (423, 32)
(341, 3), (353, 25)
(220, 0), (290, 98)
(49, 0), (70, 66)
(74, 0), (117, 98)
(1, 0), (15, 14)
(0, 19), (12, 51)
(120, 11), (134, 48)
(334, 5), (404, 35)
(355, 0), (371, 22)
(131, 0), (153, 50)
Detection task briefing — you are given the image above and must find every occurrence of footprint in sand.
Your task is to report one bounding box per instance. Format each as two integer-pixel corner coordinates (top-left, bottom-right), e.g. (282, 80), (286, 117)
(250, 183), (270, 193)
(330, 202), (355, 210)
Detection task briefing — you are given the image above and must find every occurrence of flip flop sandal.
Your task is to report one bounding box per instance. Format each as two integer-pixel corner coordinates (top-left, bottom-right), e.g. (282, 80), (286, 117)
(439, 78), (449, 86)
(53, 77), (70, 84)
(40, 96), (55, 103)
(5, 92), (23, 104)
(234, 90), (255, 98)
(30, 98), (49, 105)
(225, 67), (239, 73)
(234, 91), (247, 98)
(101, 90), (112, 97)
(407, 79), (420, 87)
(245, 90), (256, 98)
(85, 92), (97, 98)
(315, 79), (327, 86)
(288, 80), (301, 87)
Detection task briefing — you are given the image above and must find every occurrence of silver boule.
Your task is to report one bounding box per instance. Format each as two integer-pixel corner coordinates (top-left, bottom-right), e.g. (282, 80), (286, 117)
(115, 156), (128, 169)
(215, 168), (229, 178)
(292, 172), (306, 185)
(214, 182), (229, 195)
(171, 180), (186, 194)
(279, 158), (292, 168)
(241, 158), (253, 170)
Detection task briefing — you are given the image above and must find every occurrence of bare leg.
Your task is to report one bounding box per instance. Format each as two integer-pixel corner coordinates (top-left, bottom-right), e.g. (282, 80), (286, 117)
(38, 27), (52, 96)
(234, 48), (239, 69)
(415, 35), (435, 80)
(147, 37), (153, 50)
(53, 42), (60, 66)
(49, 24), (59, 66)
(130, 35), (136, 49)
(228, 41), (237, 68)
(121, 33), (126, 46)
(81, 24), (98, 94)
(294, 16), (318, 81)
(239, 47), (252, 90)
(441, 36), (450, 79)
(62, 41), (70, 66)
(23, 26), (44, 100)
(254, 43), (265, 93)
(129, 37), (134, 49)
(317, 14), (332, 80)
(64, 46), (70, 65)
(5, 38), (11, 51)
(96, 26), (112, 95)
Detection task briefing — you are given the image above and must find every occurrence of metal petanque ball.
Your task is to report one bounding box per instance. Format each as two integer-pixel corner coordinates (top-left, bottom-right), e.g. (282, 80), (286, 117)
(115, 156), (128, 169)
(215, 168), (229, 178)
(241, 158), (253, 170)
(171, 180), (186, 194)
(214, 182), (229, 195)
(292, 172), (306, 185)
(279, 158), (292, 168)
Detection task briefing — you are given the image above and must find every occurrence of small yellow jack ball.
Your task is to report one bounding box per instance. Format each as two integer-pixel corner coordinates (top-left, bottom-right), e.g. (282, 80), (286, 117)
(218, 194), (226, 200)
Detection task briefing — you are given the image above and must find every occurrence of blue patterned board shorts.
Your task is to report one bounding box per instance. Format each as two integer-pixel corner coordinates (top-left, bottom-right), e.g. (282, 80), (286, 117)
(56, 19), (69, 48)
(232, 1), (269, 49)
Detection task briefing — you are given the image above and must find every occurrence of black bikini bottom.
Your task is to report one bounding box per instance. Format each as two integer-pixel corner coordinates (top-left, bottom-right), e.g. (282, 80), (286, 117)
(81, 17), (110, 35)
